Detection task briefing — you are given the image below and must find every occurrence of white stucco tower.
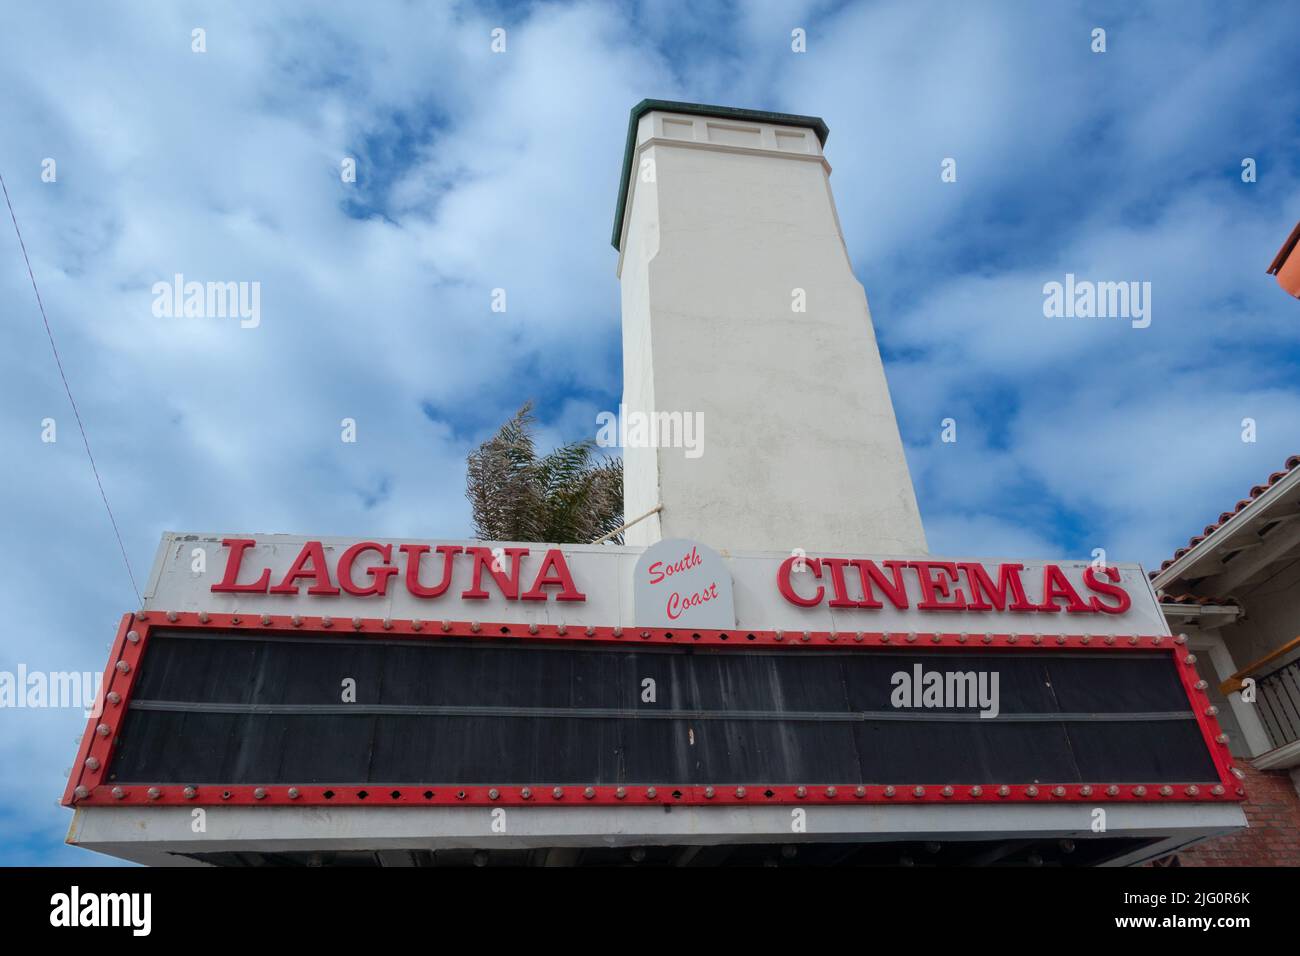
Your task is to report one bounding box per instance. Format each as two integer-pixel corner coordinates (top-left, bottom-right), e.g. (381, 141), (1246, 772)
(613, 100), (927, 555)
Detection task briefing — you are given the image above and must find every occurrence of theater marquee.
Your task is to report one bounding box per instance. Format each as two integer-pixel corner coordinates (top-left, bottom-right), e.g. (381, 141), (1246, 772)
(63, 533), (1241, 811)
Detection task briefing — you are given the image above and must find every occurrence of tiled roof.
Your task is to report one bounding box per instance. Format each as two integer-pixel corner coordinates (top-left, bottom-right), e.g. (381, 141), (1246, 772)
(1153, 453), (1300, 577)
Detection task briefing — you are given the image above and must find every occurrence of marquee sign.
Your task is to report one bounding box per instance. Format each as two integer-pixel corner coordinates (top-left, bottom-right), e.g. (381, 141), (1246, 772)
(62, 532), (1241, 811)
(142, 533), (1169, 635)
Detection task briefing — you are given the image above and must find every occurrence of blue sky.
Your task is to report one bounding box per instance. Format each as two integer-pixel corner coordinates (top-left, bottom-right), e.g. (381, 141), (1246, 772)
(1, 1), (1298, 864)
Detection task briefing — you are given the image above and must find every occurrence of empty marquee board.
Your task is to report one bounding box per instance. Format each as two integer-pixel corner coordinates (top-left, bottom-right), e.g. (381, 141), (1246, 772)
(63, 612), (1242, 808)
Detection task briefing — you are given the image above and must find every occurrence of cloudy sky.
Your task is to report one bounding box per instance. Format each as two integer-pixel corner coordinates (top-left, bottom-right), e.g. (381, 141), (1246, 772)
(2, 1), (1297, 864)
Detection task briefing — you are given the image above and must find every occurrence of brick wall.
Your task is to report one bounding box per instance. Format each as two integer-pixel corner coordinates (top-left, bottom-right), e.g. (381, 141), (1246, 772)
(1162, 765), (1300, 866)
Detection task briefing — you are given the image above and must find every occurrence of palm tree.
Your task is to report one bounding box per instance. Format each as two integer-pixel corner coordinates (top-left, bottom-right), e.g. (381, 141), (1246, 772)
(466, 401), (624, 544)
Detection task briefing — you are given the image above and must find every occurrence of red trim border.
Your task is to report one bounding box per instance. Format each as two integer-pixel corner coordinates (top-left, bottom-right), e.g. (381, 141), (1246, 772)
(62, 611), (1244, 808)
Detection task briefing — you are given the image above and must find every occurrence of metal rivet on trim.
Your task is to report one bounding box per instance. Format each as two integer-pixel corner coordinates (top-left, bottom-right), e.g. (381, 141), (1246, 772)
(470, 621), (481, 633)
(1080, 785), (1093, 797)
(74, 786), (89, 799)
(411, 620), (423, 631)
(1106, 785), (1119, 796)
(127, 630), (140, 643)
(941, 786), (953, 798)
(96, 724), (111, 737)
(529, 623), (539, 635)
(254, 787), (267, 800)
(115, 661), (130, 673)
(905, 633), (917, 643)
(520, 788), (532, 799)
(166, 611), (178, 623)
(1081, 635), (1091, 645)
(107, 692), (121, 705)
(1007, 634), (1019, 644)
(616, 787), (627, 799)
(1128, 636), (1139, 646)
(931, 634), (942, 644)
(147, 787), (161, 800)
(1133, 786), (1147, 797)
(321, 616), (332, 628)
(704, 786), (715, 799)
(853, 632), (864, 643)
(1186, 785), (1199, 796)
(612, 627), (623, 637)
(199, 612), (210, 624)
(1211, 784), (1224, 795)
(552, 787), (564, 799)
(231, 615), (241, 625)
(556, 624), (567, 636)
(263, 614), (273, 626)
(1025, 785), (1038, 797)
(137, 611), (150, 621)
(1194, 680), (1208, 690)
(826, 786), (838, 798)
(1175, 634), (1187, 644)
(1032, 635), (1042, 645)
(1052, 786), (1065, 797)
(584, 787), (596, 799)
(958, 633), (968, 644)
(970, 786), (983, 797)
(352, 617), (363, 630)
(85, 757), (100, 771)
(998, 786), (1010, 797)
(883, 786), (895, 798)
(1159, 786), (1173, 797)
(112, 787), (125, 800)
(646, 787), (657, 799)
(735, 786), (746, 798)
(291, 615), (302, 627)
(382, 618), (392, 630)
(585, 626), (595, 637)
(1184, 654), (1197, 665)
(913, 786), (925, 798)
(1216, 733), (1229, 744)
(441, 620), (451, 632)
(982, 635), (993, 644)
(1104, 636), (1115, 645)
(488, 788), (499, 800)
(800, 632), (811, 643)
(287, 787), (300, 799)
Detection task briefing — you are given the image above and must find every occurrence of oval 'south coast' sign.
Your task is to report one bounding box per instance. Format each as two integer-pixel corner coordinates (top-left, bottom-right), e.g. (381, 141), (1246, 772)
(634, 538), (736, 628)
